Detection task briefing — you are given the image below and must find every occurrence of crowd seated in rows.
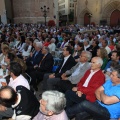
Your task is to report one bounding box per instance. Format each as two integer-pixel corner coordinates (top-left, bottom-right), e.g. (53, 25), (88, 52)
(0, 23), (120, 119)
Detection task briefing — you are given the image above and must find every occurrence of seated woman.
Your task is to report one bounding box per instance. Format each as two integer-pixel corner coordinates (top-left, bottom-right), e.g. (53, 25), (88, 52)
(0, 44), (10, 66)
(73, 42), (84, 60)
(97, 48), (108, 70)
(34, 90), (68, 120)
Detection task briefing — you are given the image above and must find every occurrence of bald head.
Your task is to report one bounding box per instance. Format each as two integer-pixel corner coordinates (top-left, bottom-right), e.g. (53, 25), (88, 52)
(0, 86), (17, 107)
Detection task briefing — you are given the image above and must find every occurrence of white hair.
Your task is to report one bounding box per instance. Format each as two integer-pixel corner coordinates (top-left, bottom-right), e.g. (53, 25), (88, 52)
(82, 51), (92, 61)
(96, 57), (103, 66)
(35, 42), (42, 48)
(42, 90), (66, 114)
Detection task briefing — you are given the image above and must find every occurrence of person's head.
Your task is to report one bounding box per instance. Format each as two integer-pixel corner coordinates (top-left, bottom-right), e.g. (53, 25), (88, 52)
(5, 52), (16, 64)
(40, 90), (66, 116)
(50, 38), (55, 43)
(63, 46), (72, 57)
(35, 42), (43, 51)
(97, 48), (108, 59)
(0, 86), (17, 107)
(91, 57), (103, 71)
(84, 40), (89, 46)
(9, 62), (22, 77)
(92, 40), (99, 47)
(79, 51), (92, 63)
(101, 39), (108, 48)
(110, 65), (120, 85)
(77, 42), (84, 51)
(111, 51), (120, 61)
(1, 45), (9, 55)
(42, 46), (49, 55)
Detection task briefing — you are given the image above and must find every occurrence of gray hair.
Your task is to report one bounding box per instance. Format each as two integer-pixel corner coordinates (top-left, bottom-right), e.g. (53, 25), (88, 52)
(35, 42), (42, 48)
(82, 51), (92, 61)
(42, 90), (66, 114)
(51, 38), (56, 43)
(111, 65), (120, 78)
(95, 57), (103, 66)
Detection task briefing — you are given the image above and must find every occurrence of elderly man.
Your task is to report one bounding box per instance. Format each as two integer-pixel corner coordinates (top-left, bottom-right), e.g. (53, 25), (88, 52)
(71, 65), (120, 120)
(65, 57), (105, 119)
(48, 38), (56, 55)
(34, 90), (68, 120)
(55, 51), (92, 93)
(0, 86), (40, 120)
(29, 46), (54, 91)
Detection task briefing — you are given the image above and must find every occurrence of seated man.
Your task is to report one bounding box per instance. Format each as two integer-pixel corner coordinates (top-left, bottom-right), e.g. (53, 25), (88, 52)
(8, 62), (30, 90)
(56, 51), (92, 93)
(43, 46), (76, 90)
(70, 65), (120, 120)
(26, 42), (43, 73)
(0, 86), (40, 120)
(29, 46), (54, 91)
(65, 57), (105, 118)
(0, 62), (30, 119)
(34, 90), (68, 120)
(105, 51), (120, 71)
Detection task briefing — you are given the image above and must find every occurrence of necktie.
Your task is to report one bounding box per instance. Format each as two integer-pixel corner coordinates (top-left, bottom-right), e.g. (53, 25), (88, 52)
(39, 55), (46, 67)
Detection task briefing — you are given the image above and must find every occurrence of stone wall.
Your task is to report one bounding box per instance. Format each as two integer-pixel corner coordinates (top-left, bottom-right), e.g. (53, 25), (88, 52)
(12, 0), (54, 23)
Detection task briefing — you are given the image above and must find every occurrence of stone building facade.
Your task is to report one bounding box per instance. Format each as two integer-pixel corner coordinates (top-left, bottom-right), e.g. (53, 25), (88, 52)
(0, 0), (58, 24)
(76, 0), (120, 26)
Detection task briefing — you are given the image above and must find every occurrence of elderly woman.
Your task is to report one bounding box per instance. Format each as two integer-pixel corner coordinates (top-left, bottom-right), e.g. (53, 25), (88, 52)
(34, 90), (68, 120)
(97, 48), (108, 70)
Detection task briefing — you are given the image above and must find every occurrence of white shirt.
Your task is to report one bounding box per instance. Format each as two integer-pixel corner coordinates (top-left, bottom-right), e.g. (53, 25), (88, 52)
(84, 45), (90, 51)
(59, 55), (70, 73)
(8, 74), (30, 90)
(71, 63), (85, 76)
(105, 46), (111, 54)
(83, 70), (98, 87)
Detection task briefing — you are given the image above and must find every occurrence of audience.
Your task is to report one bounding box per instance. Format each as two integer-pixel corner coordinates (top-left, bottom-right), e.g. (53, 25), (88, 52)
(73, 65), (120, 120)
(0, 23), (120, 120)
(66, 57), (105, 119)
(55, 51), (91, 93)
(42, 46), (76, 90)
(29, 46), (54, 91)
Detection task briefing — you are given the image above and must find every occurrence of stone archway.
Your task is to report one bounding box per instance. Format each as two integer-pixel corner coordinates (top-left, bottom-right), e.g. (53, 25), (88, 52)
(79, 8), (92, 26)
(102, 1), (120, 26)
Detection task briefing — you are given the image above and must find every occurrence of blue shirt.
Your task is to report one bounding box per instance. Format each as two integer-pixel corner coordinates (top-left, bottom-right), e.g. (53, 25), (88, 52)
(105, 60), (120, 70)
(98, 80), (120, 118)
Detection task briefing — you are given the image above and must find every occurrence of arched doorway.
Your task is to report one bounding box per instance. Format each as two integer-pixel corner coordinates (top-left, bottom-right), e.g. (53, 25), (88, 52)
(84, 13), (90, 26)
(110, 9), (120, 27)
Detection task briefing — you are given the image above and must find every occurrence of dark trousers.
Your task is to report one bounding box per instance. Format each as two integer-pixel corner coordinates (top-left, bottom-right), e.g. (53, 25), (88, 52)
(65, 90), (86, 109)
(29, 69), (45, 90)
(66, 100), (110, 120)
(56, 80), (76, 93)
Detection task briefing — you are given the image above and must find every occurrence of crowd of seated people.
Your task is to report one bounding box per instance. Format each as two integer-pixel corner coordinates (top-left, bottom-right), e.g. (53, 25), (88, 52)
(0, 23), (119, 119)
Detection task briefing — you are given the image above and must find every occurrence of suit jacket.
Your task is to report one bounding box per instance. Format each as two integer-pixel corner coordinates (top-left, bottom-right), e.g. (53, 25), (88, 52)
(55, 55), (76, 78)
(39, 53), (54, 73)
(65, 62), (90, 84)
(26, 50), (43, 66)
(77, 69), (105, 102)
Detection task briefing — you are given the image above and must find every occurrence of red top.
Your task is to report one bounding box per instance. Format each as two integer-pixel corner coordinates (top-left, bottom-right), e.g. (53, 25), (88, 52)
(77, 69), (105, 102)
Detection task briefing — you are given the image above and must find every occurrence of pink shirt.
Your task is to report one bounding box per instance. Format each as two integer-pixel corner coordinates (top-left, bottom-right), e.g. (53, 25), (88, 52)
(33, 110), (68, 120)
(8, 74), (30, 90)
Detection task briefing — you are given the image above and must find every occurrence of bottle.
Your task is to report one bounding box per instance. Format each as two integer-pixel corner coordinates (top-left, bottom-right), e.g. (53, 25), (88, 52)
(3, 68), (6, 76)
